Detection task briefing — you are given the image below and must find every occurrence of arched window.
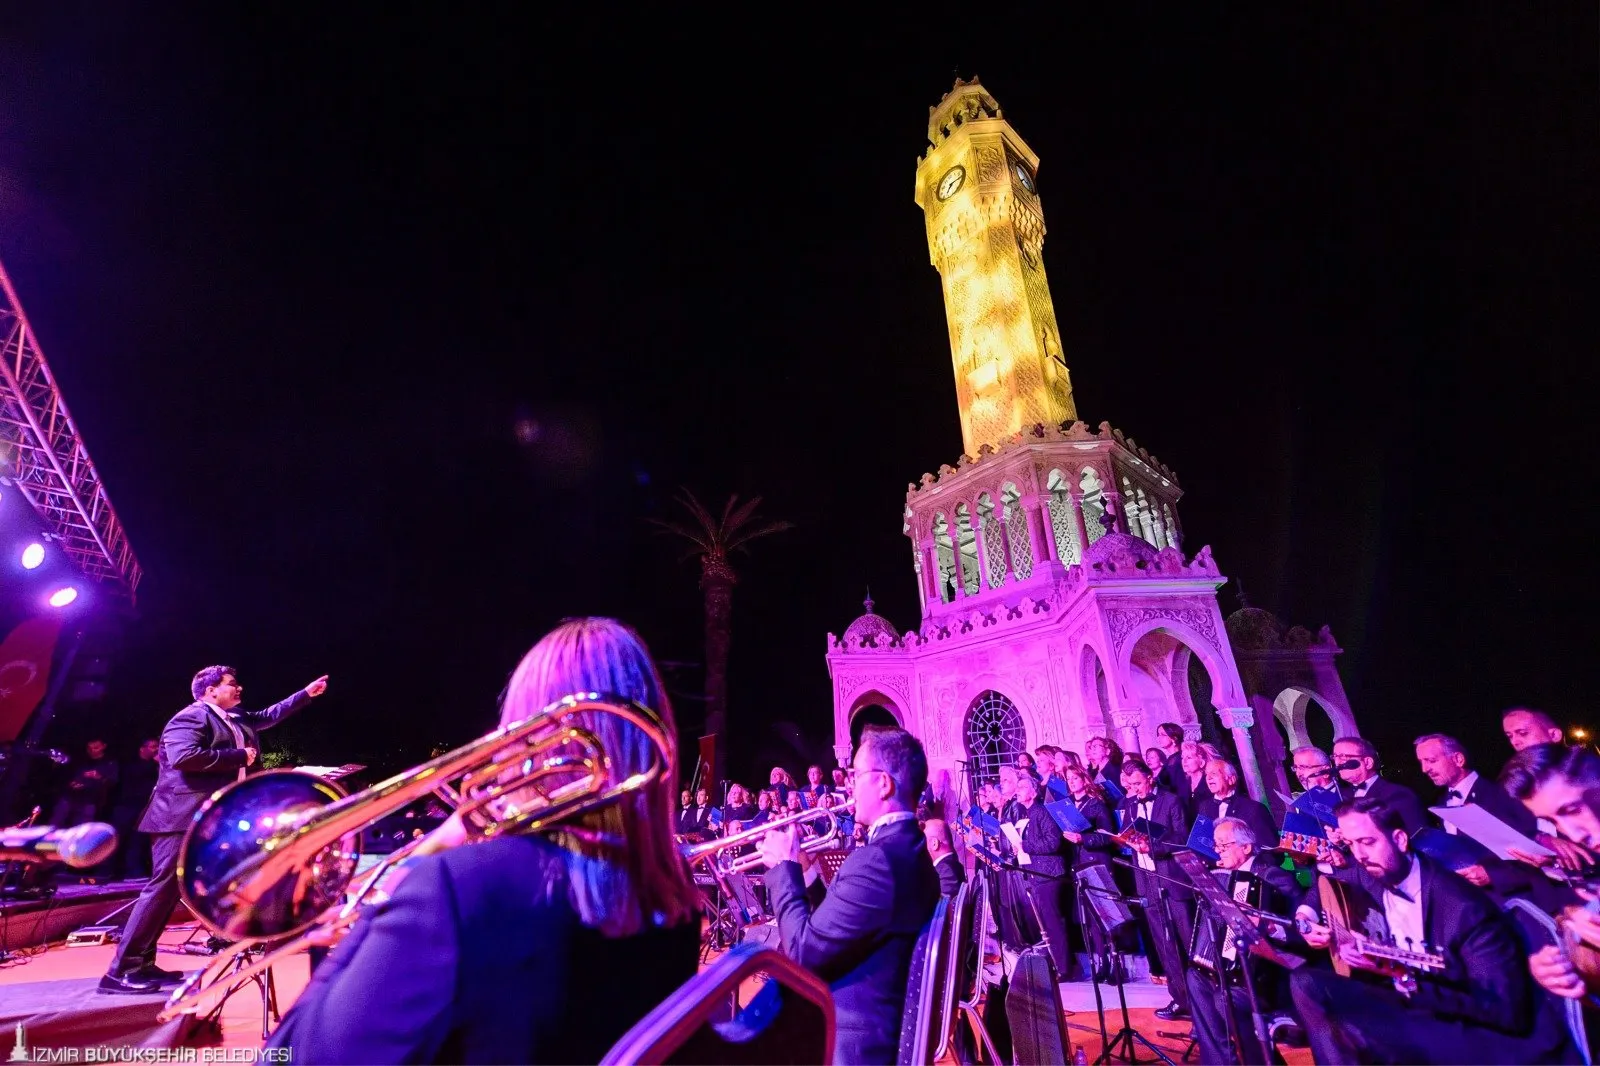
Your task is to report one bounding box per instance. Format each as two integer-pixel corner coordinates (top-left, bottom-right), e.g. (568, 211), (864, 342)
(964, 690), (1027, 786)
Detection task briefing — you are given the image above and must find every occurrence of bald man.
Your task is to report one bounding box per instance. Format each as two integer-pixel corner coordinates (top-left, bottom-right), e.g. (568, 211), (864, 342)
(925, 818), (965, 897)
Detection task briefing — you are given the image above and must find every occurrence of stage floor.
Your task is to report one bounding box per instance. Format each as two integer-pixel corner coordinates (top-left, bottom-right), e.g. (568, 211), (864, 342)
(1, 917), (1311, 1063)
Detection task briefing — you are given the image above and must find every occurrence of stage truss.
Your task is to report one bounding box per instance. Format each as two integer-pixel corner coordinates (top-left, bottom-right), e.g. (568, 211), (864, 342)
(0, 260), (141, 603)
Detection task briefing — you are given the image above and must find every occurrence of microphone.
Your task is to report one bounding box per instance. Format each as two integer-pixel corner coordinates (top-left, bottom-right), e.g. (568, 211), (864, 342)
(0, 823), (118, 868)
(1335, 760), (1361, 771)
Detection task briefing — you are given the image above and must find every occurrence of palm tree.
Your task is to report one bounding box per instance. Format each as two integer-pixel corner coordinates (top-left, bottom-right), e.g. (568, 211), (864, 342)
(652, 489), (792, 786)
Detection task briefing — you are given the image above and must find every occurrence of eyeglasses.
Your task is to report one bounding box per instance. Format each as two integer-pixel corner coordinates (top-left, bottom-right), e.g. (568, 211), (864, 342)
(1294, 765), (1334, 780)
(847, 766), (891, 783)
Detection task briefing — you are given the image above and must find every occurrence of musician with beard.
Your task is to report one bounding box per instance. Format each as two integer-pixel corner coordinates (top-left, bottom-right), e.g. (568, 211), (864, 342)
(1289, 796), (1574, 1065)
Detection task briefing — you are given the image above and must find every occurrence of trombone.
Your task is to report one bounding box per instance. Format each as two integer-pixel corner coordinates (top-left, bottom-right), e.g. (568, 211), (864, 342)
(158, 692), (670, 1023)
(682, 799), (855, 876)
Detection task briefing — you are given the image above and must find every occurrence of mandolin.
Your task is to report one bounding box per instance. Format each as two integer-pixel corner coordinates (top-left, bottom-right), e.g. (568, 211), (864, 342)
(1319, 876), (1446, 978)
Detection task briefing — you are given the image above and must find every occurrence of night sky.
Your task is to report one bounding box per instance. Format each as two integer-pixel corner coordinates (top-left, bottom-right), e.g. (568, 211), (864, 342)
(0, 7), (1594, 794)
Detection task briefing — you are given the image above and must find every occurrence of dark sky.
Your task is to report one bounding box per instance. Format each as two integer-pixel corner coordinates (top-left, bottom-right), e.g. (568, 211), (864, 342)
(0, 6), (1594, 789)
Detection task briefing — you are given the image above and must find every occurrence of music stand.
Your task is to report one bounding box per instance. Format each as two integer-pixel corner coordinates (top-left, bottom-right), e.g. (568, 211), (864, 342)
(816, 848), (849, 886)
(1173, 853), (1301, 1065)
(1077, 868), (1170, 1066)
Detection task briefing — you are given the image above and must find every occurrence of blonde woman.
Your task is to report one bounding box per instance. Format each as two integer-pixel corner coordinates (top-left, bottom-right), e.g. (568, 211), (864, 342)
(270, 618), (700, 1064)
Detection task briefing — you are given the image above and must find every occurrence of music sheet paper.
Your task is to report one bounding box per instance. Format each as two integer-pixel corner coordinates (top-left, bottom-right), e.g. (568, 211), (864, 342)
(1428, 803), (1555, 861)
(1000, 821), (1031, 865)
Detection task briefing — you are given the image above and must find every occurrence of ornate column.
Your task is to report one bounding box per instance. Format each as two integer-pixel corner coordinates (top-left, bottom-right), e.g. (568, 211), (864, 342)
(994, 503), (1018, 583)
(833, 742), (852, 768)
(917, 538), (940, 611)
(1020, 493), (1052, 567)
(1111, 709), (1144, 759)
(971, 511), (991, 590)
(1217, 706), (1268, 802)
(1102, 487), (1127, 535)
(1068, 489), (1091, 563)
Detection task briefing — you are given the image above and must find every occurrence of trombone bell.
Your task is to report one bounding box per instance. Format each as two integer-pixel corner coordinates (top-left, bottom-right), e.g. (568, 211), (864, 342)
(683, 800), (855, 877)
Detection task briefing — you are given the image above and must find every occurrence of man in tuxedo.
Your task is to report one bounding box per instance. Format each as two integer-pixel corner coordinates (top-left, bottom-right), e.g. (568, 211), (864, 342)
(1118, 758), (1194, 1021)
(1290, 745), (1342, 796)
(1332, 736), (1428, 833)
(1196, 758), (1277, 847)
(760, 726), (940, 1065)
(1504, 708), (1568, 753)
(100, 664), (328, 995)
(1290, 797), (1573, 1064)
(1185, 817), (1304, 1065)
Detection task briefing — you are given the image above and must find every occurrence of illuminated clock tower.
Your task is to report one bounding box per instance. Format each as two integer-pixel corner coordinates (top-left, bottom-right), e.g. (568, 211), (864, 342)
(914, 78), (1076, 457)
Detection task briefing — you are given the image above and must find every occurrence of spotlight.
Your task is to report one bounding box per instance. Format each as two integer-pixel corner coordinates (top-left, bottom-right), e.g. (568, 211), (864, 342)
(47, 587), (78, 607)
(20, 543), (44, 569)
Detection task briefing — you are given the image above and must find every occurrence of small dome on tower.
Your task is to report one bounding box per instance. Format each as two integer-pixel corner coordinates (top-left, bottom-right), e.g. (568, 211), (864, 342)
(1225, 607), (1285, 650)
(1082, 531), (1163, 570)
(843, 594), (900, 648)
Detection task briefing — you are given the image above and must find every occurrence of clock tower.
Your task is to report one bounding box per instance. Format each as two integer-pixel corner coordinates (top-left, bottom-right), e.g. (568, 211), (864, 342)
(915, 78), (1076, 457)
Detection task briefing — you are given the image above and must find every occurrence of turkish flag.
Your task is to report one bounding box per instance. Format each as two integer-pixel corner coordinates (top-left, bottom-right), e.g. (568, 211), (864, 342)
(0, 615), (63, 743)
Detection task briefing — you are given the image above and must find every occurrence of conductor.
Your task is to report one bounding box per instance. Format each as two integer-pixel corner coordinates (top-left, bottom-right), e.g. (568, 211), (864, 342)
(99, 664), (328, 995)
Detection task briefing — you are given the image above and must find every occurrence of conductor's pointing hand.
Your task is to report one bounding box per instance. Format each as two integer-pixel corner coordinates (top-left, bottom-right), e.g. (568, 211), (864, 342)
(305, 676), (330, 698)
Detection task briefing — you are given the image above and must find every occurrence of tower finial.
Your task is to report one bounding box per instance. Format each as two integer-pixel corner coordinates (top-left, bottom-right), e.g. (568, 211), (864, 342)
(863, 587), (875, 614)
(1235, 580), (1251, 610)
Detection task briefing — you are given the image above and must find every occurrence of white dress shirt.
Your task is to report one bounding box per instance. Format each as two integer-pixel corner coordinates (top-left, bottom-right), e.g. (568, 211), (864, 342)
(1442, 771), (1478, 835)
(1133, 797), (1157, 871)
(1382, 857), (1425, 952)
(202, 700), (248, 782)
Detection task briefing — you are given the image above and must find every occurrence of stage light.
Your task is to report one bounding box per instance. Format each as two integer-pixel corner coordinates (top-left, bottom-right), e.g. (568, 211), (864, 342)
(47, 587), (78, 607)
(20, 542), (44, 569)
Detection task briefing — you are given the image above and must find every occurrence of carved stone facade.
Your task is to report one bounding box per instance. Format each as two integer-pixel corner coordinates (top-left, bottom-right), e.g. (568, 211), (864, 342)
(824, 80), (1361, 806)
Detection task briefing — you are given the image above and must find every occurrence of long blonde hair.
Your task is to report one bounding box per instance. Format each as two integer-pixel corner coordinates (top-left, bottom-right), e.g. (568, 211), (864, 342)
(499, 617), (698, 937)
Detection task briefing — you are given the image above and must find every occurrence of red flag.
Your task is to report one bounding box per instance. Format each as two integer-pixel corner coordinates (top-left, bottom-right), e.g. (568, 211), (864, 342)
(0, 615), (63, 743)
(696, 734), (717, 790)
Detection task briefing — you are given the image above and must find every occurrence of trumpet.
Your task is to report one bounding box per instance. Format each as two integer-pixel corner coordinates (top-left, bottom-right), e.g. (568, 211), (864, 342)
(682, 800), (855, 876)
(159, 692), (670, 1023)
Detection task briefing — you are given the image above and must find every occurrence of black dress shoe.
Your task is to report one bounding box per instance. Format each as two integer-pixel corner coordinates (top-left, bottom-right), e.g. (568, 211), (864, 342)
(98, 972), (162, 995)
(132, 964), (184, 985)
(1153, 1001), (1190, 1021)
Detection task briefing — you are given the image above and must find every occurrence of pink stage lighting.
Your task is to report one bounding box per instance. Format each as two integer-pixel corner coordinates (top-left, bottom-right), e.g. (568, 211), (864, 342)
(47, 587), (78, 607)
(20, 542), (44, 569)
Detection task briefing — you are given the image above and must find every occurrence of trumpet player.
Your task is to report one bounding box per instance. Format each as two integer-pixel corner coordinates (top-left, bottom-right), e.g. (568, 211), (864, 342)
(267, 618), (700, 1064)
(756, 726), (939, 1065)
(101, 665), (328, 996)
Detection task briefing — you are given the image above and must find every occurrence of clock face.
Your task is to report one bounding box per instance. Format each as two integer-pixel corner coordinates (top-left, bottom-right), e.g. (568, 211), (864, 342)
(937, 166), (966, 201)
(1014, 162), (1036, 194)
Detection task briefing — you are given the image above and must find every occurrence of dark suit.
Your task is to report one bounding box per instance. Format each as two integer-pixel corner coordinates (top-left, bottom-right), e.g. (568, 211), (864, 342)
(1185, 860), (1304, 1064)
(1197, 792), (1278, 851)
(1436, 772), (1571, 909)
(1350, 775), (1429, 835)
(1018, 799), (1073, 974)
(767, 815), (940, 1065)
(108, 691), (310, 976)
(1119, 790), (1196, 1010)
(1159, 750), (1189, 808)
(269, 835), (700, 1064)
(936, 852), (966, 897)
(1290, 853), (1575, 1064)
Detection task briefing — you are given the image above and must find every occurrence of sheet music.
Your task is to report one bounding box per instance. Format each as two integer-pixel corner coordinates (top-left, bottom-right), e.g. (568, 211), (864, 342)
(1429, 803), (1554, 861)
(1000, 821), (1031, 865)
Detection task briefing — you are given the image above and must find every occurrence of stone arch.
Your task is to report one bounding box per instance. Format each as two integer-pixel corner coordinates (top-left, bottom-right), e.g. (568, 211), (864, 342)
(1045, 468), (1082, 565)
(1114, 615), (1246, 711)
(1000, 482), (1033, 579)
(932, 511), (957, 603)
(975, 492), (1007, 589)
(1080, 467), (1108, 545)
(1271, 686), (1356, 751)
(849, 700), (902, 752)
(1078, 642), (1115, 737)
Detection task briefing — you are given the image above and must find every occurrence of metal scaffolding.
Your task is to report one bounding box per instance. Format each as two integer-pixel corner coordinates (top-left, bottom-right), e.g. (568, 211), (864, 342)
(0, 260), (141, 603)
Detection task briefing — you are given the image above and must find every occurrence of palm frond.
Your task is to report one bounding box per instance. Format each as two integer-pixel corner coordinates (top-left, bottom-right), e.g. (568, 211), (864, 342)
(727, 518), (795, 552)
(673, 488), (721, 537)
(648, 517), (716, 554)
(723, 494), (765, 533)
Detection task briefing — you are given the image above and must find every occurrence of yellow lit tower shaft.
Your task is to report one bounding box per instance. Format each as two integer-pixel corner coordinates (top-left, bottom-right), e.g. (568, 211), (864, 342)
(914, 79), (1076, 456)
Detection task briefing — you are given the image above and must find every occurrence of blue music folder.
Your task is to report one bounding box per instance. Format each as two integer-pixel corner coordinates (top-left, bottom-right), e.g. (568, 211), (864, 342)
(1045, 799), (1091, 833)
(1411, 826), (1493, 870)
(1046, 776), (1070, 800)
(1186, 815), (1219, 862)
(1281, 810), (1327, 838)
(1101, 777), (1126, 803)
(966, 805), (1002, 837)
(1291, 785), (1342, 827)
(708, 807), (724, 827)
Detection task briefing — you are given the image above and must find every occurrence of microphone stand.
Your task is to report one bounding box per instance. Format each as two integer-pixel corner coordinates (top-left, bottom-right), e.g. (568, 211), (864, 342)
(1113, 857), (1195, 1047)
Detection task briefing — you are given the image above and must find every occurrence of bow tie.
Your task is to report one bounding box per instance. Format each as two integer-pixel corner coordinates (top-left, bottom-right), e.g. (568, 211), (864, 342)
(1447, 788), (1464, 801)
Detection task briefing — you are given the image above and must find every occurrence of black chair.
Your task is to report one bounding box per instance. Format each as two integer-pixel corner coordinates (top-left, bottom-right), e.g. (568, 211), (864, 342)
(933, 881), (976, 1062)
(896, 896), (953, 1065)
(599, 943), (836, 1065)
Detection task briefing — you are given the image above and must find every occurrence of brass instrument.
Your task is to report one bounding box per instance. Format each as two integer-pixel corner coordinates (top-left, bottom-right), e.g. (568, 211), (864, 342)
(158, 692), (671, 1023)
(681, 800), (855, 876)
